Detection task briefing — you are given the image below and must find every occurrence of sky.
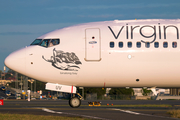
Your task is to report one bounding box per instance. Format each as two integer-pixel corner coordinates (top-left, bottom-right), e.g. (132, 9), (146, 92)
(0, 0), (180, 71)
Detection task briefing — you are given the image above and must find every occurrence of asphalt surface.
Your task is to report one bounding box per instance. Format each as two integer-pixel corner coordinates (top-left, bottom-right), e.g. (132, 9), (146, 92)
(0, 100), (180, 120)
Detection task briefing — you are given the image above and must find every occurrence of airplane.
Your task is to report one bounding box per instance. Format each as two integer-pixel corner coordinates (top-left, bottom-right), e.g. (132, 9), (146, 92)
(4, 19), (180, 107)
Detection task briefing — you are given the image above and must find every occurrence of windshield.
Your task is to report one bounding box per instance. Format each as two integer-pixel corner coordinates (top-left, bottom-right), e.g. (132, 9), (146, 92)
(40, 39), (51, 47)
(30, 39), (42, 45)
(30, 39), (60, 48)
(51, 39), (60, 46)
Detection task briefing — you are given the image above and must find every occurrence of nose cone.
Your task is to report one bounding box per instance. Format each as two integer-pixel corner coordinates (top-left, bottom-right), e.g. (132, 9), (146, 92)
(4, 48), (26, 74)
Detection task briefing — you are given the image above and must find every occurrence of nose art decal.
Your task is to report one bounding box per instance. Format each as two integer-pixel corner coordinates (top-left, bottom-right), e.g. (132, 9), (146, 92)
(42, 48), (82, 71)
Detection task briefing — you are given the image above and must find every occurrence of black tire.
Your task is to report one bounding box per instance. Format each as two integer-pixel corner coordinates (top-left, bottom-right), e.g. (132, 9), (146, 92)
(69, 97), (81, 108)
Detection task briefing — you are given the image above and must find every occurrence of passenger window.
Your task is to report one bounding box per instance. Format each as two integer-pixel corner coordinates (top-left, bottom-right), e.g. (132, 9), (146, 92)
(119, 42), (123, 48)
(128, 42), (132, 48)
(163, 42), (168, 48)
(154, 42), (159, 48)
(110, 42), (114, 48)
(145, 42), (150, 48)
(172, 42), (177, 48)
(136, 42), (141, 48)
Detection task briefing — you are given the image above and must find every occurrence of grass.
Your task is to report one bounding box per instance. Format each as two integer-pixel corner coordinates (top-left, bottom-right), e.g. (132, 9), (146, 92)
(0, 113), (90, 120)
(167, 109), (180, 118)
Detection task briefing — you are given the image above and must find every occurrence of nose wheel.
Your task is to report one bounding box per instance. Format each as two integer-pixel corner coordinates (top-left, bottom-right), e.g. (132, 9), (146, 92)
(69, 97), (81, 108)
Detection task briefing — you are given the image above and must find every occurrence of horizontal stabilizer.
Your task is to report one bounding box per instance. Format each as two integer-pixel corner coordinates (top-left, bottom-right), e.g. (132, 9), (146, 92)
(45, 83), (76, 93)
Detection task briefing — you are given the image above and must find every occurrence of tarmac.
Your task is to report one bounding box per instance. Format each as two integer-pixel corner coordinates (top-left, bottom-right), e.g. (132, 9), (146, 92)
(0, 100), (180, 120)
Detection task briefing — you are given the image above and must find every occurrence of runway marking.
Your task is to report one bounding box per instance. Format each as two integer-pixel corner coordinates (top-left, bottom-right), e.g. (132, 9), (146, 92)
(42, 108), (61, 114)
(110, 108), (177, 120)
(42, 108), (109, 120)
(110, 108), (140, 115)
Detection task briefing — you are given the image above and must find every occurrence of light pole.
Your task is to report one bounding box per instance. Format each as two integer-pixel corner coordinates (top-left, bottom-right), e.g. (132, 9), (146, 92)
(28, 79), (34, 92)
(34, 80), (36, 97)
(15, 72), (18, 89)
(20, 76), (23, 91)
(3, 66), (6, 80)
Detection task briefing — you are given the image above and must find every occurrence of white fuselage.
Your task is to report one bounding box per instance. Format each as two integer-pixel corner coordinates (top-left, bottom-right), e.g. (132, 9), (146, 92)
(5, 19), (180, 88)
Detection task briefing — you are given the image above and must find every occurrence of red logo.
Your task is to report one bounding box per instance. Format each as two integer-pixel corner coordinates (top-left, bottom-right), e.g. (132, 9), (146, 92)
(0, 99), (3, 105)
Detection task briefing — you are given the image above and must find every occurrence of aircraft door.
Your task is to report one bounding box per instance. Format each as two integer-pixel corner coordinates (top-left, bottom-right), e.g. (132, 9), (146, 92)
(85, 28), (101, 61)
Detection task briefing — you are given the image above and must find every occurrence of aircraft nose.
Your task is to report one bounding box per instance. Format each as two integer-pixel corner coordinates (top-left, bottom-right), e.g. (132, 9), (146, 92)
(4, 48), (26, 74)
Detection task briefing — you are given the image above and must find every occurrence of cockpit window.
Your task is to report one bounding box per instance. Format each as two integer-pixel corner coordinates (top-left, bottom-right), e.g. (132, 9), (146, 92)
(40, 39), (51, 47)
(30, 39), (42, 45)
(30, 39), (60, 48)
(48, 39), (60, 47)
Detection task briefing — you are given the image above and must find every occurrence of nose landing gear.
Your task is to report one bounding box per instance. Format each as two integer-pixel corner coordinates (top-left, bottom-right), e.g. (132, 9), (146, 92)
(69, 93), (83, 108)
(69, 97), (81, 108)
